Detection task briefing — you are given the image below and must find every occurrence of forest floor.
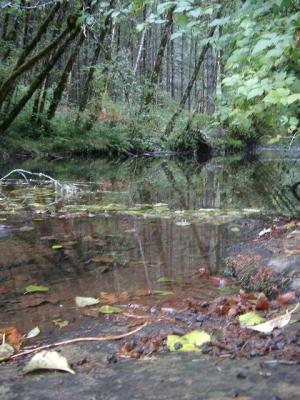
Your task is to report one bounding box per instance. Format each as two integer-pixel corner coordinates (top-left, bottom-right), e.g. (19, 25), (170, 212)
(1, 218), (300, 400)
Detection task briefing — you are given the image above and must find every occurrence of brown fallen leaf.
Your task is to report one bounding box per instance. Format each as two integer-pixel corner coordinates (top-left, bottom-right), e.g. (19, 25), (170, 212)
(133, 288), (152, 297)
(0, 327), (23, 351)
(276, 292), (296, 305)
(91, 256), (114, 264)
(99, 291), (129, 304)
(0, 286), (8, 295)
(255, 293), (269, 311)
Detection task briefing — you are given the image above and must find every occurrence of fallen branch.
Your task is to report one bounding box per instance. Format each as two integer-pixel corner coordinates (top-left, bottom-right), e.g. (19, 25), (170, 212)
(0, 169), (62, 188)
(10, 323), (147, 360)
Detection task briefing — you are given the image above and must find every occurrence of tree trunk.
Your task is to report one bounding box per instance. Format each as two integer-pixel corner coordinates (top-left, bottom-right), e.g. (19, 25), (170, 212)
(141, 5), (175, 110)
(0, 22), (71, 109)
(78, 0), (115, 113)
(17, 2), (61, 68)
(164, 6), (224, 136)
(47, 31), (86, 120)
(0, 27), (80, 134)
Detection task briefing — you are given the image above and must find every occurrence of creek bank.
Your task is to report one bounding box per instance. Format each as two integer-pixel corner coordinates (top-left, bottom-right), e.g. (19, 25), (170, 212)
(226, 218), (300, 296)
(1, 316), (300, 400)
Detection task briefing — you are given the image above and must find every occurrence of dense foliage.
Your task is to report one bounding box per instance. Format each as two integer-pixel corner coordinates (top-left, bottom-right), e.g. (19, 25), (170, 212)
(0, 0), (299, 156)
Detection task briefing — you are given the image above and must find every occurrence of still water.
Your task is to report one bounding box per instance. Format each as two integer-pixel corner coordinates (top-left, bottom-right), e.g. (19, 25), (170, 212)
(0, 150), (299, 332)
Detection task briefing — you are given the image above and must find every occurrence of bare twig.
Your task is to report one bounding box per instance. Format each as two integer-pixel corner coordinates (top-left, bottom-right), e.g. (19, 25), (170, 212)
(0, 169), (62, 188)
(10, 323), (147, 360)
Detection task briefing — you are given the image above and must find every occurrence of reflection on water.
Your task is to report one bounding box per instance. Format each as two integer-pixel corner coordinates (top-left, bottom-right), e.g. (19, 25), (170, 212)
(0, 150), (299, 332)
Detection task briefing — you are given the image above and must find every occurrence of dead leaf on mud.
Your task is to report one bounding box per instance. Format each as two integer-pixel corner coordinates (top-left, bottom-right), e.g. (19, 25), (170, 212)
(90, 256), (114, 264)
(133, 288), (152, 297)
(276, 292), (296, 305)
(0, 342), (14, 361)
(0, 327), (23, 350)
(21, 294), (58, 308)
(75, 296), (100, 307)
(99, 291), (129, 304)
(0, 286), (8, 294)
(23, 350), (75, 374)
(26, 326), (40, 339)
(255, 293), (269, 311)
(258, 227), (271, 237)
(247, 304), (299, 334)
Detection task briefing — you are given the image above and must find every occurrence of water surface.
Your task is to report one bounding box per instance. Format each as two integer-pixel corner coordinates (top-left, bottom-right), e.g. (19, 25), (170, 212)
(0, 150), (299, 332)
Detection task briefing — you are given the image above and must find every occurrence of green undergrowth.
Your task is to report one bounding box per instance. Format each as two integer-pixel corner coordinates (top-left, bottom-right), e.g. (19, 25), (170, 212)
(1, 98), (298, 159)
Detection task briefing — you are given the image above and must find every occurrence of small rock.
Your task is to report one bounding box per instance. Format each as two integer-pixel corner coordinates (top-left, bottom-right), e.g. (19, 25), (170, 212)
(201, 343), (211, 354)
(174, 342), (183, 350)
(106, 353), (118, 364)
(236, 371), (247, 379)
(196, 315), (204, 323)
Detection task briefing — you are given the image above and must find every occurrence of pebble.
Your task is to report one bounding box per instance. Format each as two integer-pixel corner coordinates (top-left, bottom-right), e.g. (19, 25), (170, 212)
(236, 371), (247, 379)
(106, 353), (118, 364)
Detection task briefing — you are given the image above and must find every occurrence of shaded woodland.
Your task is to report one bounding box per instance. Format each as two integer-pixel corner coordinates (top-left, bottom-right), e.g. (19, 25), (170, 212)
(0, 0), (299, 155)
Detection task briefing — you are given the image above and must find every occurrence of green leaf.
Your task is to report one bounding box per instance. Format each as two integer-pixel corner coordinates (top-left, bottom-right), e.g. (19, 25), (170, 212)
(252, 39), (273, 55)
(136, 22), (145, 32)
(267, 134), (282, 144)
(99, 305), (123, 314)
(284, 93), (300, 105)
(153, 290), (174, 296)
(247, 87), (264, 99)
(239, 312), (266, 327)
(167, 330), (211, 352)
(51, 244), (63, 250)
(25, 285), (49, 293)
(53, 319), (69, 329)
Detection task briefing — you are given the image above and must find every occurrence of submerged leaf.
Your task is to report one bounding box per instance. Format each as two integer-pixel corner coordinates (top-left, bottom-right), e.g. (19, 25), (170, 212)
(157, 277), (176, 283)
(25, 285), (49, 294)
(239, 312), (266, 327)
(51, 244), (63, 250)
(99, 305), (123, 314)
(53, 319), (69, 329)
(75, 296), (100, 307)
(153, 290), (174, 296)
(23, 350), (75, 374)
(167, 330), (211, 352)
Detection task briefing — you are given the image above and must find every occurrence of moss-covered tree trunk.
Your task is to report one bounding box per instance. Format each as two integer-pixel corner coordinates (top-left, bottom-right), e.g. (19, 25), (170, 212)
(0, 19), (70, 110)
(0, 27), (80, 134)
(140, 6), (175, 111)
(164, 6), (224, 136)
(78, 0), (115, 113)
(47, 31), (86, 120)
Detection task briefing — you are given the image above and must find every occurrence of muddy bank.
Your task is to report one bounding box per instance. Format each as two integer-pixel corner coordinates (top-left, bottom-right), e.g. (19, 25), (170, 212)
(1, 318), (300, 400)
(226, 219), (300, 296)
